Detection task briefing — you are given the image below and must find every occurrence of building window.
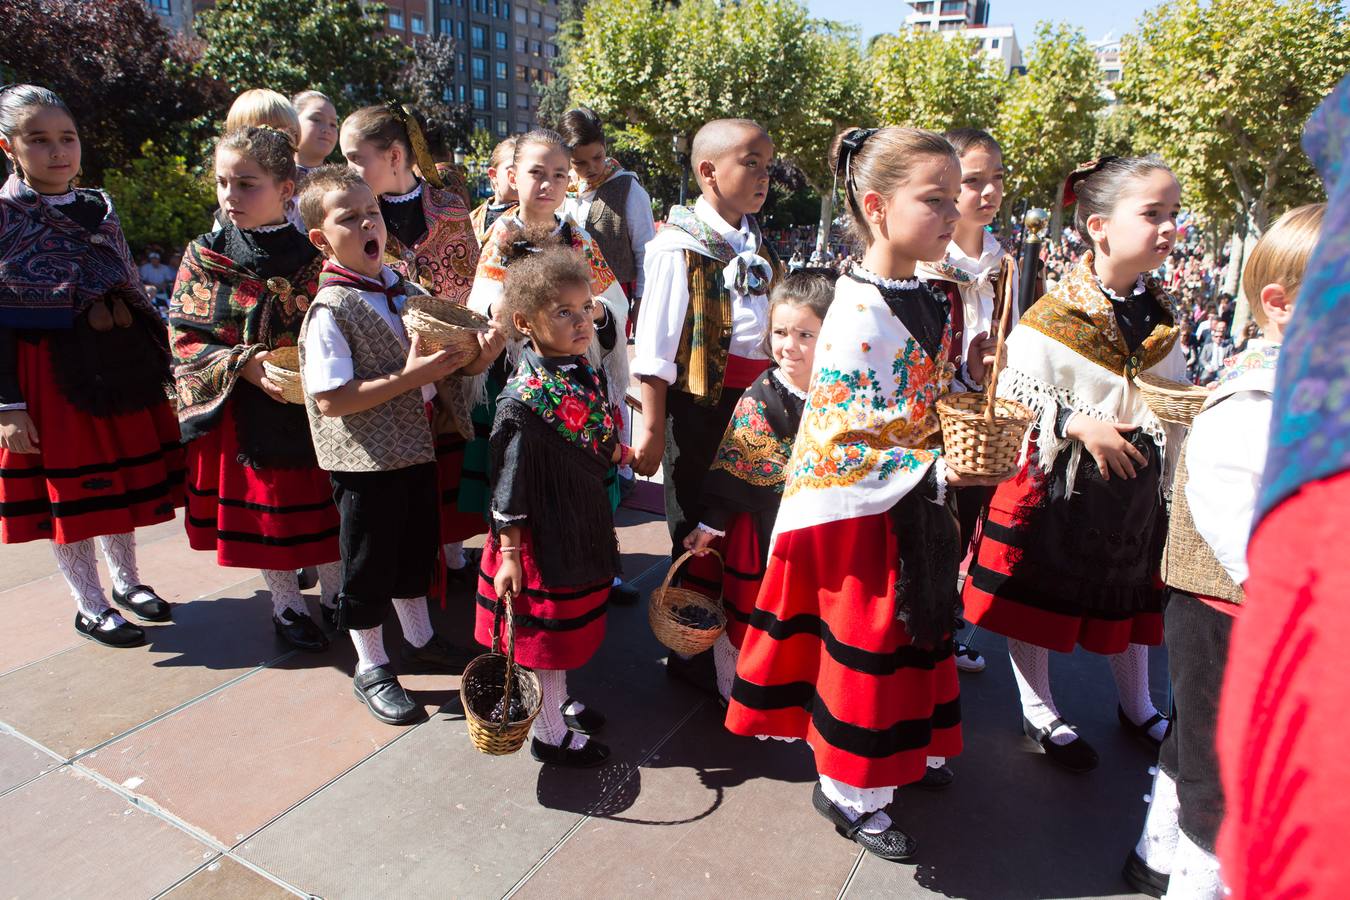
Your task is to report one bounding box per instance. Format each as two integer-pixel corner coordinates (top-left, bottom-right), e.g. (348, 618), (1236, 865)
(543, 14), (556, 32)
(940, 0), (966, 13)
(458, 85), (466, 102)
(913, 20), (930, 30)
(516, 121), (530, 133)
(457, 53), (465, 72)
(517, 93), (529, 109)
(456, 20), (465, 38)
(515, 5), (525, 22)
(472, 55), (487, 80)
(530, 40), (541, 56)
(411, 14), (425, 34)
(495, 120), (509, 136)
(388, 10), (404, 29)
(990, 37), (1000, 48)
(438, 18), (451, 34)
(516, 63), (528, 80)
(515, 35), (526, 52)
(148, 0), (171, 11)
(471, 24), (485, 48)
(472, 88), (487, 110)
(912, 1), (933, 11)
(475, 116), (489, 132)
(496, 90), (508, 109)
(495, 60), (508, 79)
(533, 10), (541, 25)
(442, 86), (453, 101)
(495, 30), (508, 50)
(938, 19), (962, 30)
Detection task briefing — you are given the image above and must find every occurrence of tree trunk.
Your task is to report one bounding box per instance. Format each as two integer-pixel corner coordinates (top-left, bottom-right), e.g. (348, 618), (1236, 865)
(816, 190), (834, 256)
(1231, 216), (1260, 338)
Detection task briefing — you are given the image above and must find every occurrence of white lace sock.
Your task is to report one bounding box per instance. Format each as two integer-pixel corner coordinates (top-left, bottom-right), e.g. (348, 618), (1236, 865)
(1109, 643), (1168, 742)
(443, 541), (466, 570)
(262, 568), (309, 618)
(927, 756), (946, 768)
(392, 596), (435, 648)
(316, 561), (342, 609)
(1167, 830), (1224, 899)
(95, 532), (146, 598)
(350, 625), (390, 675)
(712, 632), (739, 702)
(532, 668), (587, 749)
(818, 775), (895, 834)
(53, 540), (127, 630)
(1135, 766), (1180, 874)
(1008, 638), (1077, 745)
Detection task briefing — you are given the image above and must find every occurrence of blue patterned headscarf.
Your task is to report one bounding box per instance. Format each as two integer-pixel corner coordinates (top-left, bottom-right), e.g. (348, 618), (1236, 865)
(1257, 74), (1350, 522)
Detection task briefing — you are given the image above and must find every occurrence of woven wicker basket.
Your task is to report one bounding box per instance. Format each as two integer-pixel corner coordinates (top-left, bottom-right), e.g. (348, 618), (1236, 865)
(1162, 441), (1244, 604)
(402, 296), (490, 355)
(1135, 371), (1208, 426)
(462, 591), (542, 756)
(937, 257), (1034, 477)
(260, 345), (306, 405)
(648, 549), (726, 656)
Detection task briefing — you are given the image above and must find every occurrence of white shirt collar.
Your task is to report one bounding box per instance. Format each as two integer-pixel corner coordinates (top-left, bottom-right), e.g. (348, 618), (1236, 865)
(383, 181), (424, 204)
(694, 196), (751, 250)
(946, 230), (1002, 275)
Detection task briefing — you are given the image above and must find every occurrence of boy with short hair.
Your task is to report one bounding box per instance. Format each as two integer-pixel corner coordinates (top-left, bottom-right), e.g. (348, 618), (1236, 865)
(296, 165), (489, 725)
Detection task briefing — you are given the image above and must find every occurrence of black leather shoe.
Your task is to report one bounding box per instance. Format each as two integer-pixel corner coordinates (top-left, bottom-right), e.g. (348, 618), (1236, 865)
(530, 731), (610, 768)
(320, 602), (340, 632)
(74, 609), (146, 648)
(914, 764), (955, 791)
(812, 783), (916, 861)
(608, 581), (641, 606)
(445, 548), (482, 588)
(402, 634), (476, 674)
(272, 607), (329, 652)
(111, 585), (171, 622)
(1023, 716), (1099, 773)
(353, 666), (421, 725)
(297, 566), (319, 590)
(561, 696), (606, 734)
(1122, 848), (1170, 898)
(1118, 705), (1170, 750)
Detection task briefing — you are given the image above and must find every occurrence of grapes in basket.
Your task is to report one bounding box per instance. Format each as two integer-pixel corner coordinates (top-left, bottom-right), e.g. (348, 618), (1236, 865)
(671, 604), (720, 630)
(489, 695), (529, 724)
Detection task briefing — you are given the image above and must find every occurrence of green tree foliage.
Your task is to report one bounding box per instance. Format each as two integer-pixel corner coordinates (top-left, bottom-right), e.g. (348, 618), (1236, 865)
(868, 28), (1006, 133)
(1117, 0), (1350, 234)
(197, 0), (411, 111)
(103, 142), (215, 253)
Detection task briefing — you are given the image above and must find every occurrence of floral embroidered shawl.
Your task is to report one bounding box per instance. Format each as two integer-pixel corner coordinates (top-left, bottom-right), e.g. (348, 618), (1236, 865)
(707, 369), (804, 501)
(498, 348), (617, 464)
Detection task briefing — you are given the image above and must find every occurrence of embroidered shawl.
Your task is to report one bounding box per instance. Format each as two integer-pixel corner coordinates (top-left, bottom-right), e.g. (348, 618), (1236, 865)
(0, 175), (147, 329)
(384, 184), (480, 305)
(570, 157), (623, 196)
(994, 252), (1188, 493)
(773, 275), (955, 538)
(169, 240), (320, 438)
(498, 349), (617, 464)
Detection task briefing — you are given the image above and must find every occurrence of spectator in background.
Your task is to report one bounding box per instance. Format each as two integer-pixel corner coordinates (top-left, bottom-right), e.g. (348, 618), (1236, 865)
(1198, 319), (1234, 385)
(138, 249), (176, 297)
(1235, 319), (1261, 354)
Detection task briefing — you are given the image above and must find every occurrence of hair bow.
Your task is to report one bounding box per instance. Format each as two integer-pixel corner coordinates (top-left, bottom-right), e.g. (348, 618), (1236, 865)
(1062, 155), (1121, 207)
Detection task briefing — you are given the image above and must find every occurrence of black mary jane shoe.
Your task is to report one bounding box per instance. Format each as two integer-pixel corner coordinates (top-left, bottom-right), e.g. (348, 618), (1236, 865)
(320, 602), (340, 632)
(608, 581), (641, 606)
(445, 548), (483, 588)
(74, 609), (146, 648)
(272, 607), (329, 653)
(1023, 716), (1099, 773)
(353, 666), (422, 725)
(297, 566), (319, 590)
(1122, 848), (1170, 899)
(811, 783), (916, 861)
(561, 696), (606, 734)
(402, 634), (476, 674)
(111, 585), (172, 622)
(530, 730), (610, 768)
(914, 764), (955, 791)
(1118, 705), (1170, 750)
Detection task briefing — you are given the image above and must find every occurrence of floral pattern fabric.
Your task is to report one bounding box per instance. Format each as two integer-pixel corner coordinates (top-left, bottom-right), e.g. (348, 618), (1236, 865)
(498, 348), (616, 464)
(708, 370), (804, 493)
(384, 184), (480, 304)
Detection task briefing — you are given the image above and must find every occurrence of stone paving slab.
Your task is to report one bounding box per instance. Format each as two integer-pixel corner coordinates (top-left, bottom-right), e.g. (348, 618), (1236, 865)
(160, 855), (299, 900)
(0, 728), (59, 795)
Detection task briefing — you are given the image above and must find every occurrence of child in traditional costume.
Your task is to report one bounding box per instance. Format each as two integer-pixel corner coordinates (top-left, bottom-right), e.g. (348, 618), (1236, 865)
(296, 166), (489, 724)
(170, 126), (340, 652)
(1125, 204), (1324, 900)
(962, 155), (1190, 773)
(476, 247), (631, 768)
(0, 85), (184, 647)
(683, 271), (833, 705)
(340, 104), (488, 588)
(292, 90), (338, 177)
(726, 127), (1007, 860)
(469, 137), (518, 245)
(223, 90), (304, 231)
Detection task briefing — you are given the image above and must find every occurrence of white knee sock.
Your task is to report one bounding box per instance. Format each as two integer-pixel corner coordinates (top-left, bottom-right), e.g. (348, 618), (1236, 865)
(53, 539), (125, 628)
(350, 625), (390, 674)
(443, 541), (466, 570)
(262, 568), (309, 618)
(392, 596), (435, 648)
(713, 631), (738, 702)
(316, 561), (342, 609)
(1135, 765), (1180, 874)
(1166, 830), (1224, 899)
(1008, 638), (1076, 745)
(95, 532), (142, 596)
(1110, 643), (1168, 742)
(818, 775), (895, 833)
(531, 668), (586, 749)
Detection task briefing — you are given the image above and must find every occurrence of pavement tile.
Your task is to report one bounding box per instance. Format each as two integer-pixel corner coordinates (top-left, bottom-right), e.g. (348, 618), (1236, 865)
(0, 766), (212, 898)
(162, 855), (298, 900)
(0, 729), (59, 795)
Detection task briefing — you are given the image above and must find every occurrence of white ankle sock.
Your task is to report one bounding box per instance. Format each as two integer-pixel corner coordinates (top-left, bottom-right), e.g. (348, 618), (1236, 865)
(95, 532), (144, 597)
(53, 539), (124, 627)
(532, 669), (586, 748)
(1008, 639), (1076, 745)
(1110, 643), (1168, 742)
(316, 561), (342, 608)
(1135, 766), (1180, 874)
(818, 775), (895, 833)
(262, 568), (310, 618)
(712, 632), (738, 702)
(392, 596), (435, 648)
(1167, 830), (1224, 899)
(350, 625), (389, 674)
(926, 756), (946, 768)
(444, 541), (466, 570)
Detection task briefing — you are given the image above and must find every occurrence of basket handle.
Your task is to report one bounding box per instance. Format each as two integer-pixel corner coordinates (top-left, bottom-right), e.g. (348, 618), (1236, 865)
(661, 548), (725, 601)
(491, 588), (517, 736)
(983, 256), (1018, 428)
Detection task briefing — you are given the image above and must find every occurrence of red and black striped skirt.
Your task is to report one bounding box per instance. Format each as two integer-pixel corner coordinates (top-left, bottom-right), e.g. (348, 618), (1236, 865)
(475, 530), (609, 670)
(725, 513), (962, 789)
(184, 397), (339, 569)
(0, 336), (184, 545)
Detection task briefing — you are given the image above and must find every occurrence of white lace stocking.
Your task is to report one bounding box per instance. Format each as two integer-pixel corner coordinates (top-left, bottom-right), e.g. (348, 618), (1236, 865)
(262, 568), (309, 618)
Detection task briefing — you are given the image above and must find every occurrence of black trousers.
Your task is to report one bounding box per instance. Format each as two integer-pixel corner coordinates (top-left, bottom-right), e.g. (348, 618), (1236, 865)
(1159, 591), (1234, 851)
(330, 462), (439, 631)
(662, 388), (743, 558)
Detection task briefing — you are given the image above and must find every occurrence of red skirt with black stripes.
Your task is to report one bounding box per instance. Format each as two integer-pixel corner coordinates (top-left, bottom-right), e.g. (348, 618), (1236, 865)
(475, 529), (609, 670)
(725, 513), (962, 789)
(680, 512), (766, 649)
(0, 336), (184, 545)
(436, 431), (488, 543)
(184, 396), (339, 569)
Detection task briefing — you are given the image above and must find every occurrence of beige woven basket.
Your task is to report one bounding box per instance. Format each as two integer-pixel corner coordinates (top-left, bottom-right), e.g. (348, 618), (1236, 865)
(260, 345), (305, 405)
(462, 590), (543, 756)
(937, 257), (1034, 477)
(401, 295), (489, 355)
(1135, 371), (1208, 426)
(648, 549), (726, 656)
(1162, 441), (1244, 604)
